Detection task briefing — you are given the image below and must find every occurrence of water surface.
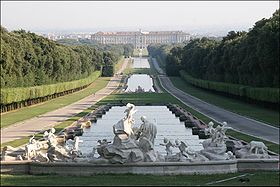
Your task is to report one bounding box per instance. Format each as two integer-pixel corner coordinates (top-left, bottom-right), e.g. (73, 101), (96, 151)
(125, 74), (155, 92)
(132, 57), (150, 68)
(79, 106), (203, 156)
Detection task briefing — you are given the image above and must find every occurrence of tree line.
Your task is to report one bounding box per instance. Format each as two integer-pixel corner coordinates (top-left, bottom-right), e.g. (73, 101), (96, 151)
(57, 38), (134, 58)
(1, 27), (134, 88)
(148, 9), (279, 104)
(0, 27), (134, 112)
(147, 43), (185, 70)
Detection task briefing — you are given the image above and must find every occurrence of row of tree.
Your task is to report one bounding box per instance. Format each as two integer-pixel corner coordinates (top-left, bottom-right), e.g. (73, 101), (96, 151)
(161, 9), (279, 88)
(0, 27), (134, 112)
(147, 10), (279, 104)
(57, 38), (134, 58)
(1, 27), (134, 88)
(56, 39), (134, 77)
(147, 43), (185, 69)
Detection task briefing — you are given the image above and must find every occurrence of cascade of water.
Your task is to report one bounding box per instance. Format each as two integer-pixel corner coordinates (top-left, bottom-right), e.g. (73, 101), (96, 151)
(79, 106), (204, 156)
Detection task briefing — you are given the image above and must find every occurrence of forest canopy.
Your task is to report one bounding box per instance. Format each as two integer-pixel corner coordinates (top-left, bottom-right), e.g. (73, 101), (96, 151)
(0, 27), (133, 88)
(148, 9), (279, 88)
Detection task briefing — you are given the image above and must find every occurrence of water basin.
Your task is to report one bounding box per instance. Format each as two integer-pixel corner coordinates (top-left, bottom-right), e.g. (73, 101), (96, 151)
(79, 106), (204, 156)
(132, 57), (150, 68)
(125, 74), (155, 92)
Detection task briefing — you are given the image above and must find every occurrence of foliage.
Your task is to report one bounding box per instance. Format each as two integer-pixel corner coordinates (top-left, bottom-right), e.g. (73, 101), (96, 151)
(170, 76), (279, 126)
(0, 27), (131, 107)
(56, 38), (134, 76)
(1, 77), (110, 128)
(147, 10), (279, 103)
(180, 70), (279, 103)
(57, 38), (134, 58)
(147, 43), (184, 71)
(102, 52), (114, 76)
(0, 27), (105, 88)
(148, 10), (279, 89)
(0, 71), (100, 105)
(182, 10), (278, 88)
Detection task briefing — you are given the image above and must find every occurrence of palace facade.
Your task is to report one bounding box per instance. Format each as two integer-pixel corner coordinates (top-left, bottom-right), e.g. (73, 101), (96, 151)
(91, 30), (190, 48)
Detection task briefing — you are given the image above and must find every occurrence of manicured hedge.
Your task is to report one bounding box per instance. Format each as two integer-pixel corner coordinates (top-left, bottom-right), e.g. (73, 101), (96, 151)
(1, 71), (101, 105)
(180, 70), (279, 103)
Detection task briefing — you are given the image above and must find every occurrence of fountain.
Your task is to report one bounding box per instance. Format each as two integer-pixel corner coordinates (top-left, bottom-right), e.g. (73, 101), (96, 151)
(125, 74), (155, 92)
(132, 57), (150, 68)
(1, 103), (278, 175)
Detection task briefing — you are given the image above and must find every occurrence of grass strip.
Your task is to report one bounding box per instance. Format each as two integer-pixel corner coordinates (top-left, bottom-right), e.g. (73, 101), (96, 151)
(170, 76), (279, 127)
(1, 171), (279, 186)
(1, 77), (110, 129)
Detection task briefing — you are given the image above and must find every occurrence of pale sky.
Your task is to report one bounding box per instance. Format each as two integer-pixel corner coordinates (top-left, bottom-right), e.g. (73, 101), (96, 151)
(1, 1), (279, 35)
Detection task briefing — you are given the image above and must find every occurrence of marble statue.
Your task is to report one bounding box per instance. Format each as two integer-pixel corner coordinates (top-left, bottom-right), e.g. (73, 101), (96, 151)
(136, 116), (157, 152)
(1, 146), (25, 161)
(160, 138), (209, 162)
(93, 105), (163, 163)
(135, 86), (145, 93)
(200, 122), (235, 160)
(44, 128), (58, 146)
(98, 103), (144, 163)
(248, 141), (268, 154)
(113, 103), (137, 137)
(96, 139), (111, 158)
(174, 139), (197, 160)
(205, 121), (215, 139)
(124, 103), (137, 126)
(136, 116), (158, 162)
(25, 135), (42, 160)
(160, 138), (174, 157)
(2, 105), (273, 164)
(235, 140), (270, 159)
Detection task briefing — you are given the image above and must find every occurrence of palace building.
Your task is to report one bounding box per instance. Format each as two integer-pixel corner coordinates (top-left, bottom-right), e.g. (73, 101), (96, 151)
(91, 30), (190, 49)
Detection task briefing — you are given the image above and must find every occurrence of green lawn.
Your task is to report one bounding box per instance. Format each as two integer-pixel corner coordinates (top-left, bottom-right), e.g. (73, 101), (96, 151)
(170, 77), (279, 127)
(1, 171), (279, 186)
(1, 77), (111, 129)
(98, 92), (179, 106)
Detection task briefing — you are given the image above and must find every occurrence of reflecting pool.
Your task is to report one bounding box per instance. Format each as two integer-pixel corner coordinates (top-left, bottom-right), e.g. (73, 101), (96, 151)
(79, 106), (204, 156)
(132, 57), (150, 68)
(125, 74), (155, 92)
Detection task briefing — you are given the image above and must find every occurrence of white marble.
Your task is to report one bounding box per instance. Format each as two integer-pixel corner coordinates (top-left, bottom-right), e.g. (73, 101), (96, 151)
(79, 106), (204, 156)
